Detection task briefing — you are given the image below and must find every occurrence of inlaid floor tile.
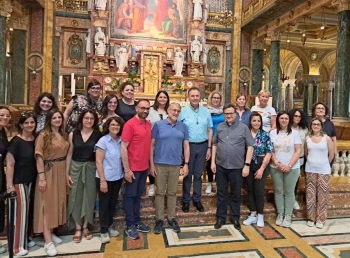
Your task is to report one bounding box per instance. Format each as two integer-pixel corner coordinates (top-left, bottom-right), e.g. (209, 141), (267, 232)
(168, 249), (264, 257)
(251, 221), (285, 240)
(122, 231), (148, 251)
(274, 246), (307, 258)
(313, 242), (350, 257)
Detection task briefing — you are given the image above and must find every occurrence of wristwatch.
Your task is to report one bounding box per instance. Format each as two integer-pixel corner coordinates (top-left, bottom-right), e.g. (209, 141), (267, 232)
(184, 162), (189, 165)
(244, 163), (250, 166)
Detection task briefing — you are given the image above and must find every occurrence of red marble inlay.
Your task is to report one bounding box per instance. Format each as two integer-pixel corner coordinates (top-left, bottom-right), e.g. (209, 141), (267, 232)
(240, 31), (250, 67)
(30, 9), (43, 52)
(243, 0), (251, 9)
(126, 233), (145, 250)
(29, 72), (42, 105)
(277, 247), (305, 258)
(253, 222), (284, 239)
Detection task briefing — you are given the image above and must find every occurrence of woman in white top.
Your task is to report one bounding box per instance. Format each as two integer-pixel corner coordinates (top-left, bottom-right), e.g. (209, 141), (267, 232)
(304, 117), (333, 229)
(270, 111), (302, 228)
(251, 89), (276, 132)
(146, 90), (169, 196)
(289, 108), (308, 210)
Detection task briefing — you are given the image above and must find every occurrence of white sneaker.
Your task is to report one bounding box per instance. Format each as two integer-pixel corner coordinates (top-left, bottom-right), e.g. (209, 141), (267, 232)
(257, 214), (264, 227)
(148, 184), (155, 197)
(44, 242), (57, 257)
(307, 220), (315, 227)
(205, 183), (212, 194)
(0, 242), (6, 254)
(109, 226), (120, 237)
(293, 200), (300, 210)
(100, 233), (110, 243)
(276, 214), (284, 226)
(15, 249), (29, 256)
(28, 239), (36, 248)
(95, 207), (100, 218)
(243, 215), (257, 225)
(282, 214), (292, 228)
(316, 222), (324, 229)
(51, 233), (63, 244)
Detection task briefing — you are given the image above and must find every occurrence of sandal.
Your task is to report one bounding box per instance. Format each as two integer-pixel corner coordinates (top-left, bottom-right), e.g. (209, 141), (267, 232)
(73, 229), (82, 243)
(83, 227), (93, 240)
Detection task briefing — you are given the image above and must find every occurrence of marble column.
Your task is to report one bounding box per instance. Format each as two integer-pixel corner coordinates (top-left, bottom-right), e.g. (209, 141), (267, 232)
(251, 39), (264, 95)
(312, 81), (319, 104)
(288, 83), (294, 111)
(333, 0), (350, 117)
(52, 26), (61, 99)
(303, 82), (311, 116)
(225, 41), (232, 104)
(269, 31), (281, 110)
(0, 1), (13, 104)
(279, 84), (286, 111)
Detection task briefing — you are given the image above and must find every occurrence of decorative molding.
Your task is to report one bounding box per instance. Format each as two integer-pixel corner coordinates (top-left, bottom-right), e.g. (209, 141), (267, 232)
(252, 38), (264, 49)
(332, 0), (350, 12)
(55, 26), (62, 37)
(0, 0), (13, 18)
(268, 30), (281, 41)
(226, 42), (231, 51)
(11, 16), (28, 30)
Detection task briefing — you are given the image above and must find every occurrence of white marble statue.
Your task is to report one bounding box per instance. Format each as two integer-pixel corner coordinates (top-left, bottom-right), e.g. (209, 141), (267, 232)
(94, 27), (106, 56)
(173, 47), (184, 77)
(192, 0), (203, 21)
(95, 0), (107, 10)
(202, 44), (208, 65)
(204, 1), (209, 24)
(86, 29), (91, 54)
(115, 43), (129, 73)
(191, 35), (202, 63)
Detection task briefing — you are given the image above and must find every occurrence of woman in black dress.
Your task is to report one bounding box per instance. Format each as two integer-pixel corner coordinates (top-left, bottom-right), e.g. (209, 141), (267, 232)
(6, 112), (37, 256)
(0, 106), (11, 254)
(116, 82), (137, 122)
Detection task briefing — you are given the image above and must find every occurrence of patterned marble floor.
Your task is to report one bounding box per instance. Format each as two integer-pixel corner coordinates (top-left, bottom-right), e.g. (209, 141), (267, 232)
(1, 218), (350, 257)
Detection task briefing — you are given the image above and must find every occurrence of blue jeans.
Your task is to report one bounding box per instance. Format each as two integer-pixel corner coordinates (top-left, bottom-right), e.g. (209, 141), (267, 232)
(124, 170), (148, 227)
(182, 142), (207, 203)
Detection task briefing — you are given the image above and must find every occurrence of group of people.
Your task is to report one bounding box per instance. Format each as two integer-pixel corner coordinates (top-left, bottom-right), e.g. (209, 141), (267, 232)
(0, 80), (336, 256)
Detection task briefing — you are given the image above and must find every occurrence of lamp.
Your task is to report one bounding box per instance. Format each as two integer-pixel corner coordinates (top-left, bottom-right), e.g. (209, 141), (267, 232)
(280, 49), (289, 83)
(286, 25), (291, 49)
(214, 2), (233, 28)
(320, 7), (326, 40)
(301, 16), (307, 46)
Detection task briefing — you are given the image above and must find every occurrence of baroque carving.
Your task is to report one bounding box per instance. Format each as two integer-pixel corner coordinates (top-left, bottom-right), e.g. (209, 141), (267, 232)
(332, 0), (350, 12)
(0, 0), (13, 17)
(252, 39), (264, 50)
(207, 46), (221, 74)
(288, 10), (294, 19)
(12, 16), (27, 30)
(305, 1), (311, 10)
(268, 30), (280, 41)
(67, 33), (84, 65)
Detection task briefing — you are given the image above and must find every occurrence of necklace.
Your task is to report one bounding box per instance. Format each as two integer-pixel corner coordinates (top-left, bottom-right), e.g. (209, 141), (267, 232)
(192, 110), (199, 125)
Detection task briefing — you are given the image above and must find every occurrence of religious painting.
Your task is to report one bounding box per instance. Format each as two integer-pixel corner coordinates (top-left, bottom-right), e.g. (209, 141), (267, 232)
(76, 76), (86, 91)
(110, 0), (188, 43)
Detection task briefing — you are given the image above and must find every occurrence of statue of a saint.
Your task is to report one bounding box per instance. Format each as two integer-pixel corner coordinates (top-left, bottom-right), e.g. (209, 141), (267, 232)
(95, 0), (107, 10)
(191, 35), (202, 63)
(94, 27), (106, 56)
(192, 0), (203, 21)
(173, 47), (184, 77)
(204, 1), (209, 24)
(86, 29), (91, 54)
(115, 43), (129, 73)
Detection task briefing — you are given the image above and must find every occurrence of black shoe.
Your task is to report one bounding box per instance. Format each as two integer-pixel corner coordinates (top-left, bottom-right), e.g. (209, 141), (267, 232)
(182, 202), (189, 213)
(154, 219), (163, 234)
(214, 219), (225, 229)
(168, 218), (181, 233)
(193, 201), (204, 212)
(232, 220), (241, 230)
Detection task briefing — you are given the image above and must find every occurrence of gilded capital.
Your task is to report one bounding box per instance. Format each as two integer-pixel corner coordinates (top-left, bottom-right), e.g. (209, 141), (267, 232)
(252, 38), (264, 50)
(0, 0), (13, 17)
(268, 30), (280, 41)
(332, 0), (350, 12)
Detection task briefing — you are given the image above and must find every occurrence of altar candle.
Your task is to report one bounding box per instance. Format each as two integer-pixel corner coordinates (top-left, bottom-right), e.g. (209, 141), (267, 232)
(58, 75), (63, 96)
(71, 73), (76, 96)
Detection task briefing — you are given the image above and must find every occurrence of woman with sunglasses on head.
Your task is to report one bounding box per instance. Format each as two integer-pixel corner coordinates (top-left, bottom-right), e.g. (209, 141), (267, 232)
(34, 109), (69, 256)
(146, 91), (169, 197)
(205, 91), (224, 194)
(251, 89), (276, 132)
(33, 92), (58, 133)
(66, 109), (102, 243)
(235, 93), (251, 127)
(0, 106), (11, 254)
(311, 102), (337, 164)
(99, 94), (121, 131)
(116, 82), (138, 122)
(6, 112), (37, 256)
(304, 118), (333, 229)
(270, 111), (302, 228)
(64, 79), (103, 134)
(243, 112), (273, 228)
(289, 108), (308, 210)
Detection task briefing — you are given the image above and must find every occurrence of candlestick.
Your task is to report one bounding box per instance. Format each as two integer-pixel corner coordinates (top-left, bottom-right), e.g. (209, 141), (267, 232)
(71, 73), (76, 96)
(58, 75), (63, 97)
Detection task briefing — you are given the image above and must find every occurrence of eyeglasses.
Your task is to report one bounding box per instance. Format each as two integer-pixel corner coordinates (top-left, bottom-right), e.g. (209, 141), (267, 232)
(294, 115), (301, 118)
(83, 117), (95, 121)
(311, 123), (321, 126)
(90, 87), (101, 91)
(138, 107), (150, 111)
(0, 113), (11, 119)
(316, 107), (325, 110)
(159, 114), (164, 120)
(224, 113), (235, 116)
(170, 109), (181, 113)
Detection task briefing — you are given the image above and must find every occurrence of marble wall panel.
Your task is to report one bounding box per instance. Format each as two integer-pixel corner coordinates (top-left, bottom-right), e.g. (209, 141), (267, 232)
(12, 29), (26, 104)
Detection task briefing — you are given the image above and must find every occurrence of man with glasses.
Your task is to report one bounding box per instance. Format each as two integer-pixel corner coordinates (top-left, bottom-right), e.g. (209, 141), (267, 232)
(150, 103), (190, 234)
(179, 87), (213, 213)
(121, 99), (152, 240)
(211, 103), (254, 230)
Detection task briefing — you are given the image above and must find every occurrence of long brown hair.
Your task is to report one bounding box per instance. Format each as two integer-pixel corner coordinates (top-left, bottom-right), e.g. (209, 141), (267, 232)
(41, 109), (68, 153)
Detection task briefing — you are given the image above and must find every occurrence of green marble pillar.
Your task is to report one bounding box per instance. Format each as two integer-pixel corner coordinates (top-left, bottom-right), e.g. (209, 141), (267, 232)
(252, 49), (264, 95)
(312, 82), (318, 105)
(11, 30), (26, 104)
(334, 10), (350, 117)
(303, 82), (310, 115)
(225, 47), (232, 103)
(0, 17), (6, 104)
(269, 40), (280, 110)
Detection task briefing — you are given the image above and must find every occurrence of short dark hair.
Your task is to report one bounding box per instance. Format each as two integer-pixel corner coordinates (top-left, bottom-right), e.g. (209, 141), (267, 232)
(276, 111), (292, 135)
(187, 87), (200, 95)
(249, 111), (263, 131)
(289, 108), (308, 129)
(223, 103), (236, 112)
(137, 99), (150, 106)
(101, 94), (118, 119)
(33, 92), (58, 115)
(311, 101), (329, 117)
(119, 82), (134, 97)
(75, 109), (99, 132)
(17, 112), (37, 134)
(153, 91), (170, 111)
(102, 116), (125, 136)
(0, 106), (10, 113)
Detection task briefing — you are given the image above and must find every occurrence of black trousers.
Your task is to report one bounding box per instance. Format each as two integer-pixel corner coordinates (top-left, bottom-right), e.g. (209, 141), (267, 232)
(216, 165), (243, 221)
(96, 178), (123, 234)
(245, 157), (269, 214)
(206, 159), (215, 182)
(0, 169), (5, 233)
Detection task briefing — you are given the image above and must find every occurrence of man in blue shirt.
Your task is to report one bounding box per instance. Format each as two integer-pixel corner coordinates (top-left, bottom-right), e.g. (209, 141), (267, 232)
(150, 102), (190, 234)
(179, 87), (213, 212)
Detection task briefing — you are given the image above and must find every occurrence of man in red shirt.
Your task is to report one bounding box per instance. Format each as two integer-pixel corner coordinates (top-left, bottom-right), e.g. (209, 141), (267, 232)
(121, 99), (152, 240)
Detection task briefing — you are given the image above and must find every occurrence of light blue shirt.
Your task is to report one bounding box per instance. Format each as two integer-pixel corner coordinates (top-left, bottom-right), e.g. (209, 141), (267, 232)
(95, 134), (124, 181)
(179, 105), (213, 142)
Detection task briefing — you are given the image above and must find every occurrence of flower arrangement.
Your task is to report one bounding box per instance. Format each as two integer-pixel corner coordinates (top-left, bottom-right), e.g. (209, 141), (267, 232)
(172, 81), (188, 93)
(161, 73), (173, 89)
(126, 70), (141, 84)
(112, 78), (121, 90)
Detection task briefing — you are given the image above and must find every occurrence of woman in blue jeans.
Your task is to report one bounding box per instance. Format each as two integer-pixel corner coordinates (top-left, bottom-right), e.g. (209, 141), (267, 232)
(270, 111), (302, 228)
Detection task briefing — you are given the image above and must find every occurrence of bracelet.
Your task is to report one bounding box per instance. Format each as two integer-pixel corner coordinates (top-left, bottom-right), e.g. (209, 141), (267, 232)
(207, 146), (212, 148)
(6, 185), (14, 190)
(100, 180), (106, 184)
(38, 172), (45, 174)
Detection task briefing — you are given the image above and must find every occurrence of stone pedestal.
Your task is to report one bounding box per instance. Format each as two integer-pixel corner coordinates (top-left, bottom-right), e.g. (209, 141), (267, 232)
(269, 40), (280, 110)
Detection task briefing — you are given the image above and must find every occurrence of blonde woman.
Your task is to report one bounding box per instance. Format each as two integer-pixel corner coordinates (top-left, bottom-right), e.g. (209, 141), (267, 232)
(235, 93), (251, 127)
(251, 89), (276, 132)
